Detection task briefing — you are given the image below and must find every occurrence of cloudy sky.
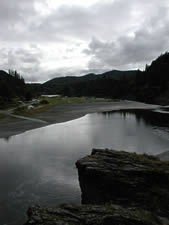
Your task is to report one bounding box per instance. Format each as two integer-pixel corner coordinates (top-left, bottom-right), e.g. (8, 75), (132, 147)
(0, 0), (169, 82)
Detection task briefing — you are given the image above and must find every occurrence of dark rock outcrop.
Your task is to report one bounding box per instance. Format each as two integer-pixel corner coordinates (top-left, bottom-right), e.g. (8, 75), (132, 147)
(24, 149), (169, 224)
(24, 204), (169, 225)
(76, 149), (169, 218)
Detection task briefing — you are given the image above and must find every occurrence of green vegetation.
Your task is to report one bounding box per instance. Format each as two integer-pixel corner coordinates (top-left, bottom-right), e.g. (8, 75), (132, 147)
(28, 52), (169, 105)
(39, 99), (49, 104)
(14, 96), (112, 117)
(0, 70), (32, 108)
(0, 113), (7, 120)
(38, 96), (111, 105)
(27, 70), (138, 95)
(2, 52), (169, 109)
(65, 52), (169, 104)
(25, 203), (166, 225)
(0, 101), (17, 110)
(115, 150), (169, 172)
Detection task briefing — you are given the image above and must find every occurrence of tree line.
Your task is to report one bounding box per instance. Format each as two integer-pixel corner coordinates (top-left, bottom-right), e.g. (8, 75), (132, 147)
(61, 52), (169, 104)
(0, 70), (32, 106)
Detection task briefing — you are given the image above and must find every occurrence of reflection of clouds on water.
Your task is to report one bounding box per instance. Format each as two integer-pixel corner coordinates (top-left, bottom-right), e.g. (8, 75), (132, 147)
(2, 136), (12, 142)
(0, 118), (92, 224)
(1, 111), (169, 225)
(88, 112), (169, 155)
(152, 126), (169, 141)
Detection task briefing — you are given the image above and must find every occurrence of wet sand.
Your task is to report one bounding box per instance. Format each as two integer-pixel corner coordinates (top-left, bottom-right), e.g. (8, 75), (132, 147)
(0, 100), (159, 138)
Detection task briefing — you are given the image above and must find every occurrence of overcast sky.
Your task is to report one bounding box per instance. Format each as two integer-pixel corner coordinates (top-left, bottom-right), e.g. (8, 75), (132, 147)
(0, 0), (169, 82)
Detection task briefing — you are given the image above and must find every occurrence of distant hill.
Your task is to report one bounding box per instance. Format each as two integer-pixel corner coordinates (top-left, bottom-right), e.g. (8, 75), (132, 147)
(28, 70), (138, 95)
(99, 70), (138, 78)
(60, 52), (169, 104)
(27, 52), (169, 104)
(43, 70), (138, 93)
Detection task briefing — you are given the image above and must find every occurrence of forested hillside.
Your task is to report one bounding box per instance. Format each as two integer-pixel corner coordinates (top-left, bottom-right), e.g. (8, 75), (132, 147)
(132, 52), (169, 103)
(0, 70), (31, 106)
(60, 52), (169, 104)
(28, 70), (138, 95)
(5, 52), (169, 105)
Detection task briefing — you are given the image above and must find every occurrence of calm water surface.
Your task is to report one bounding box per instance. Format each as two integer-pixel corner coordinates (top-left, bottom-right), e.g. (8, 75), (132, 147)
(1, 109), (169, 225)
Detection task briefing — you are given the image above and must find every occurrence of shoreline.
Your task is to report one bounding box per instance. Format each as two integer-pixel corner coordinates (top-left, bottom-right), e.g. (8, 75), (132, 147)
(0, 100), (159, 139)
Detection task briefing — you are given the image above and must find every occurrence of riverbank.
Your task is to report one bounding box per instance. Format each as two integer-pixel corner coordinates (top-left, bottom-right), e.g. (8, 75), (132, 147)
(0, 100), (159, 138)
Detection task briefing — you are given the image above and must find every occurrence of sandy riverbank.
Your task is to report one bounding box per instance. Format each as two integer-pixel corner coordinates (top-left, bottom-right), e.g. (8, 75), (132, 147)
(0, 100), (159, 139)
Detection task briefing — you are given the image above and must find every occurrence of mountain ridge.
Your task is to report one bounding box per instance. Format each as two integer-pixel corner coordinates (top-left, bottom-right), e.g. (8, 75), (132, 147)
(28, 69), (138, 95)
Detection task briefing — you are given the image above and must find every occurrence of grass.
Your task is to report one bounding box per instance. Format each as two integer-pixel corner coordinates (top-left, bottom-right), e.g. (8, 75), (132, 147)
(114, 150), (169, 172)
(13, 96), (113, 117)
(0, 102), (19, 110)
(0, 113), (7, 120)
(38, 96), (112, 105)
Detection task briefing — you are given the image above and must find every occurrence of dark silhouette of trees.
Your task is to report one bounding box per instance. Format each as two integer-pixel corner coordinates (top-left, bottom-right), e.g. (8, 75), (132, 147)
(60, 52), (169, 104)
(18, 51), (169, 105)
(134, 52), (169, 103)
(0, 69), (32, 105)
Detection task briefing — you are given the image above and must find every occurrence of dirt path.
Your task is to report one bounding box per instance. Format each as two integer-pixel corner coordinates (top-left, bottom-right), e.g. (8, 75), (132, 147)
(0, 110), (48, 124)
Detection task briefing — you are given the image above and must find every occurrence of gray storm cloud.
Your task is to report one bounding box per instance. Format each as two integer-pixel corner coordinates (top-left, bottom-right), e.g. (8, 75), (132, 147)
(84, 1), (169, 71)
(0, 0), (168, 82)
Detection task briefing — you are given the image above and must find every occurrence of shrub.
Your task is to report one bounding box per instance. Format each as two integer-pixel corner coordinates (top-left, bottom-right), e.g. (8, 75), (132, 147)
(40, 99), (49, 104)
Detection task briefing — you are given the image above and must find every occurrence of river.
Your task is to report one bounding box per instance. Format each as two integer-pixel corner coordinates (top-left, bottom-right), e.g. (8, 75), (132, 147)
(1, 109), (169, 225)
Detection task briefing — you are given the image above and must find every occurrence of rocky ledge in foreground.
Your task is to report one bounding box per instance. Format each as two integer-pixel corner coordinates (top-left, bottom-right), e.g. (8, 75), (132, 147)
(76, 149), (169, 218)
(24, 149), (169, 224)
(24, 204), (169, 225)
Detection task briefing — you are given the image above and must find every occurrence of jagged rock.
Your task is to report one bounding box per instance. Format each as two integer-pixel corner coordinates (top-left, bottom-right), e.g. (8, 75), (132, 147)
(24, 149), (169, 224)
(76, 149), (169, 218)
(24, 204), (169, 225)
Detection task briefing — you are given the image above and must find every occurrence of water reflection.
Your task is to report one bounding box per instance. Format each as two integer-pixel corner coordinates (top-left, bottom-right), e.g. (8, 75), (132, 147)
(1, 110), (169, 225)
(102, 109), (169, 127)
(3, 136), (12, 142)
